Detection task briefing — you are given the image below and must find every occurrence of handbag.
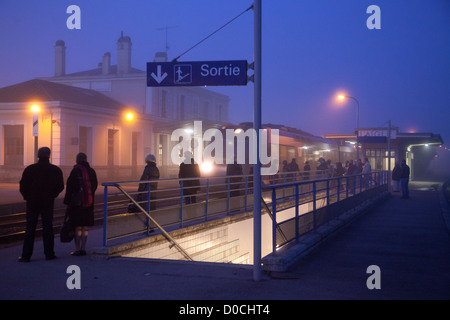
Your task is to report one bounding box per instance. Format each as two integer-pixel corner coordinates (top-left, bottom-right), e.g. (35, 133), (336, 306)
(60, 210), (75, 243)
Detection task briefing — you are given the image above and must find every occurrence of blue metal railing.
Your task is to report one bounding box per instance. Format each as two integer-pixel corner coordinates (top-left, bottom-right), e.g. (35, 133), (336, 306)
(263, 171), (390, 254)
(100, 170), (330, 246)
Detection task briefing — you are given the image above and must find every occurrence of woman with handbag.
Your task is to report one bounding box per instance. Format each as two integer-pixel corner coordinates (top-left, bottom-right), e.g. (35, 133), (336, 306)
(63, 153), (98, 256)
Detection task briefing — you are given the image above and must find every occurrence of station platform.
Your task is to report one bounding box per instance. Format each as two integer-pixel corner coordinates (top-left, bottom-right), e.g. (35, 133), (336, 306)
(0, 181), (449, 301)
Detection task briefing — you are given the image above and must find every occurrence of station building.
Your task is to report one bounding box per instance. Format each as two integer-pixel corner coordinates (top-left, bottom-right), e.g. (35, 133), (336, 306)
(0, 78), (154, 181)
(0, 33), (231, 182)
(325, 127), (443, 180)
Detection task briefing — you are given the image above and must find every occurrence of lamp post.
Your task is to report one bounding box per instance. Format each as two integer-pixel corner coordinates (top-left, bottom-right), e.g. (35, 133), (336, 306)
(338, 94), (360, 161)
(253, 0), (262, 282)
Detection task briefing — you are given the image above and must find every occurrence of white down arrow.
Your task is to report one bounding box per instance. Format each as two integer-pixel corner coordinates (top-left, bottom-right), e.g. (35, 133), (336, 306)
(151, 65), (168, 84)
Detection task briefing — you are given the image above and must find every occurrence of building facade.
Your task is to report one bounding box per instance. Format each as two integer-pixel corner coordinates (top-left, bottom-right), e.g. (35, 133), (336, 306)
(325, 127), (443, 180)
(41, 34), (231, 178)
(0, 79), (154, 181)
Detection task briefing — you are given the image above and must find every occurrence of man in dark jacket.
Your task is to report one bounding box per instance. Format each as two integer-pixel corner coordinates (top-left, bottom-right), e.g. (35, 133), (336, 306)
(226, 158), (243, 197)
(179, 152), (201, 204)
(18, 147), (64, 262)
(400, 159), (410, 199)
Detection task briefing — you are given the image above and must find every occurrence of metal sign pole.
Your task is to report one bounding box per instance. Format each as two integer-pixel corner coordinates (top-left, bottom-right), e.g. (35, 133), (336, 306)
(253, 0), (262, 282)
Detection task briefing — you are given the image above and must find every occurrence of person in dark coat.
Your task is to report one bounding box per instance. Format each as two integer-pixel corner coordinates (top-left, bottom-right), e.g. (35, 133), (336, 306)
(392, 161), (402, 192)
(400, 159), (410, 199)
(346, 160), (356, 192)
(303, 161), (311, 181)
(138, 154), (160, 210)
(317, 157), (328, 178)
(288, 158), (299, 181)
(226, 159), (243, 197)
(18, 147), (64, 262)
(178, 152), (201, 204)
(334, 162), (345, 177)
(64, 153), (98, 256)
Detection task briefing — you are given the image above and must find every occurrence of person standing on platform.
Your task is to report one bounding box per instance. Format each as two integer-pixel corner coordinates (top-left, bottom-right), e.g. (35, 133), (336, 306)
(362, 157), (372, 188)
(288, 158), (299, 181)
(400, 159), (410, 199)
(226, 158), (243, 197)
(18, 147), (64, 262)
(178, 151), (201, 204)
(138, 154), (160, 210)
(392, 161), (402, 192)
(303, 161), (311, 181)
(64, 153), (98, 256)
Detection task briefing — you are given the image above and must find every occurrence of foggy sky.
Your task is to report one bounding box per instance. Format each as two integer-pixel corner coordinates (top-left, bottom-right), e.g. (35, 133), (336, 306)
(1, 0), (449, 146)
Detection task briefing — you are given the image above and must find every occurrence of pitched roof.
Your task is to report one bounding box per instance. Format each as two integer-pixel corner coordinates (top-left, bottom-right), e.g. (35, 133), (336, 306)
(0, 79), (125, 109)
(64, 65), (145, 77)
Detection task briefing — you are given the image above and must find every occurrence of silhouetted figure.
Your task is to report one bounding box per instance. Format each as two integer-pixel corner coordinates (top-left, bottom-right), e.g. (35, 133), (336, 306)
(19, 147), (64, 262)
(64, 152), (97, 256)
(400, 159), (410, 199)
(362, 157), (372, 188)
(138, 154), (160, 210)
(226, 159), (243, 197)
(303, 161), (311, 180)
(288, 158), (299, 180)
(392, 161), (401, 192)
(317, 157), (328, 178)
(179, 152), (201, 204)
(334, 162), (345, 177)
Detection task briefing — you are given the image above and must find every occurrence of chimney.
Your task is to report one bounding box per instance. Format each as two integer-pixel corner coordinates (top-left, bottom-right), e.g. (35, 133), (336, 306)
(102, 52), (111, 75)
(117, 32), (132, 74)
(54, 40), (66, 77)
(154, 52), (168, 62)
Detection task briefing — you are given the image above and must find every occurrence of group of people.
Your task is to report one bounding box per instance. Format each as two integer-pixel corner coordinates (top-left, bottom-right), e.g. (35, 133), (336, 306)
(392, 159), (411, 199)
(282, 157), (410, 197)
(19, 147), (165, 262)
(281, 157), (373, 181)
(18, 147), (97, 262)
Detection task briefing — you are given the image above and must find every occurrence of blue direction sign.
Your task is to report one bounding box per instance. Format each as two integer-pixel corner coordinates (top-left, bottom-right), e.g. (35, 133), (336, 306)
(147, 60), (248, 87)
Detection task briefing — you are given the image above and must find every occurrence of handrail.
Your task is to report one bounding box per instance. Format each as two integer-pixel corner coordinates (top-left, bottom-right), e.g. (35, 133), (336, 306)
(111, 183), (194, 261)
(262, 171), (390, 253)
(261, 197), (288, 244)
(100, 170), (380, 251)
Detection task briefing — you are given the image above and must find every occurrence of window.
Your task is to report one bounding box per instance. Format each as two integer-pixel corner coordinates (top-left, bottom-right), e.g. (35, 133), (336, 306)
(3, 125), (24, 165)
(365, 148), (395, 170)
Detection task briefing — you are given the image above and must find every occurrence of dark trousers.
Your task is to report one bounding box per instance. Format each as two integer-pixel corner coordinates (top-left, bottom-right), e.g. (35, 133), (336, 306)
(400, 178), (409, 198)
(21, 200), (55, 259)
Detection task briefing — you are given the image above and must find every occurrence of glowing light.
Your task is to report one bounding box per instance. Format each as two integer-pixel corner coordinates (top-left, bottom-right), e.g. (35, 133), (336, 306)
(184, 128), (194, 134)
(234, 128), (243, 134)
(200, 161), (213, 174)
(30, 104), (40, 113)
(125, 112), (135, 122)
(337, 94), (346, 100)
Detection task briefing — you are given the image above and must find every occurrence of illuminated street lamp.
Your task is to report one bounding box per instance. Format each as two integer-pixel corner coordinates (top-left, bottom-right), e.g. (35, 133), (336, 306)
(338, 94), (360, 161)
(30, 104), (41, 113)
(124, 111), (135, 122)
